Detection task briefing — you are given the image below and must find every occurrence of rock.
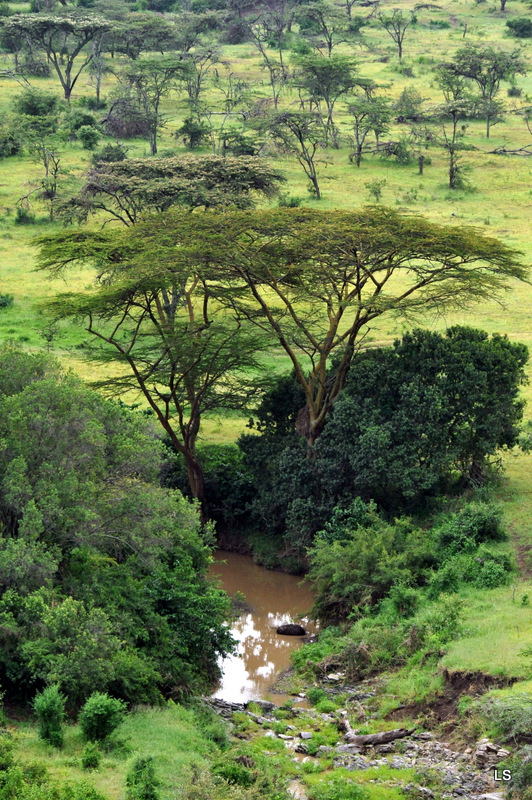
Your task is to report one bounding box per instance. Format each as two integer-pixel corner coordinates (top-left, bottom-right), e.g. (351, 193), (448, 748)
(278, 734), (294, 740)
(496, 749), (510, 758)
(326, 672), (345, 681)
(276, 623), (307, 636)
(316, 745), (335, 756)
(300, 732), (313, 740)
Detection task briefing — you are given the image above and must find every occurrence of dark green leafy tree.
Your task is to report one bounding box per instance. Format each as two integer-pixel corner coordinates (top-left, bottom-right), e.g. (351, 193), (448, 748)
(0, 348), (234, 703)
(0, 14), (111, 100)
(58, 155), (285, 226)
(296, 1), (349, 57)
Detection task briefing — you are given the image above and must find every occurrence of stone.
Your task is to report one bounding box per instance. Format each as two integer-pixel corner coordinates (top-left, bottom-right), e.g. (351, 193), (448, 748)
(278, 734), (294, 740)
(300, 732), (313, 740)
(276, 623), (307, 636)
(327, 672), (345, 681)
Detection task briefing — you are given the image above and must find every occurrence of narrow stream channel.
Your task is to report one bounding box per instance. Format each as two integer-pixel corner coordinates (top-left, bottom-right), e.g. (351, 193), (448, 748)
(209, 551), (317, 704)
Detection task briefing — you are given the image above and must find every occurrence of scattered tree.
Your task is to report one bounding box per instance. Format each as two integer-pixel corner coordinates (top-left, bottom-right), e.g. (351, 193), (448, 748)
(293, 53), (358, 147)
(377, 8), (414, 61)
(348, 94), (390, 165)
(264, 111), (326, 198)
(443, 45), (527, 137)
(0, 14), (111, 100)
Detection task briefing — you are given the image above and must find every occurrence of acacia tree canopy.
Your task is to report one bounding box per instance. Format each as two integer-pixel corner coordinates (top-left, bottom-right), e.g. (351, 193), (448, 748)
(35, 219), (272, 506)
(0, 14), (111, 100)
(37, 207), (529, 450)
(58, 155), (286, 226)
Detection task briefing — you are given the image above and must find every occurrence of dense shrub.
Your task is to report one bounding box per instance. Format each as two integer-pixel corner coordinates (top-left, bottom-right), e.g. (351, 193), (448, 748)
(33, 685), (66, 748)
(0, 129), (21, 159)
(308, 503), (435, 624)
(176, 117), (211, 149)
(77, 126), (100, 150)
(507, 747), (532, 798)
(79, 693), (126, 741)
(0, 349), (234, 706)
(0, 293), (14, 309)
(13, 88), (58, 118)
(435, 502), (506, 554)
(125, 756), (161, 800)
(81, 742), (101, 770)
(507, 18), (532, 37)
(476, 694), (532, 743)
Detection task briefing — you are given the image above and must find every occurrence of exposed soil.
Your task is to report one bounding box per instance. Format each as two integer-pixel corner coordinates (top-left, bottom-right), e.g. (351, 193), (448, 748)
(388, 669), (516, 727)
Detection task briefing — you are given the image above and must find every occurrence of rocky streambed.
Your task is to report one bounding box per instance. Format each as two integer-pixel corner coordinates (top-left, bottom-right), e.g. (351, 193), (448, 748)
(205, 686), (510, 800)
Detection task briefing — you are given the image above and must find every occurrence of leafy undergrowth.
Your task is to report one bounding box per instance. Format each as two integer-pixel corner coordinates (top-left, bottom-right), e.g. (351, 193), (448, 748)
(8, 703), (222, 800)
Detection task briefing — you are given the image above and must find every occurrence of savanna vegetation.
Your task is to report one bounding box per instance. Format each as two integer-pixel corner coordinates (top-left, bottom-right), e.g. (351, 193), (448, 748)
(1, 0), (532, 796)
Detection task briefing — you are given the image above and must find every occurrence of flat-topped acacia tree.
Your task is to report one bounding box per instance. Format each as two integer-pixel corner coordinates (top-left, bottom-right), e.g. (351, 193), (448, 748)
(0, 14), (111, 101)
(37, 207), (528, 474)
(58, 155), (286, 226)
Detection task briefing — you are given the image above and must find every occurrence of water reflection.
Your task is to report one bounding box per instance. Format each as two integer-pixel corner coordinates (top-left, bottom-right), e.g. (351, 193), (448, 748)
(209, 551), (317, 703)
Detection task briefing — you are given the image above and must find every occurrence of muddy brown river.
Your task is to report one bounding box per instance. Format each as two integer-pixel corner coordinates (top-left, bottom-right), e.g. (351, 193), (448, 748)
(209, 551), (317, 704)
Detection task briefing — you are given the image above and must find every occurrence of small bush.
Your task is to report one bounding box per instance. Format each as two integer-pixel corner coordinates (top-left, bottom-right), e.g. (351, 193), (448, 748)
(79, 692), (126, 742)
(126, 756), (161, 800)
(13, 88), (58, 118)
(14, 207), (36, 226)
(91, 143), (128, 166)
(0, 293), (14, 309)
(477, 694), (532, 743)
(176, 117), (210, 149)
(278, 194), (303, 208)
(507, 18), (532, 38)
(33, 685), (66, 748)
(507, 747), (532, 798)
(81, 742), (101, 770)
(315, 699), (337, 714)
(306, 687), (327, 706)
(309, 772), (369, 800)
(0, 129), (21, 159)
(78, 126), (100, 150)
(213, 759), (256, 787)
(0, 734), (14, 770)
(508, 85), (523, 97)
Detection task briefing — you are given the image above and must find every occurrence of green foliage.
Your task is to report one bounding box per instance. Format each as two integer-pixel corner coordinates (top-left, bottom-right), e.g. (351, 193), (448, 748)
(0, 349), (234, 705)
(176, 117), (211, 149)
(435, 502), (506, 555)
(12, 89), (58, 120)
(125, 756), (160, 800)
(0, 294), (14, 309)
(507, 747), (532, 798)
(476, 693), (532, 743)
(506, 18), (532, 37)
(0, 734), (14, 771)
(306, 687), (327, 706)
(77, 126), (100, 150)
(79, 692), (126, 742)
(308, 505), (434, 624)
(81, 742), (101, 770)
(33, 685), (65, 748)
(314, 699), (337, 714)
(14, 207), (36, 226)
(308, 772), (369, 800)
(0, 129), (21, 159)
